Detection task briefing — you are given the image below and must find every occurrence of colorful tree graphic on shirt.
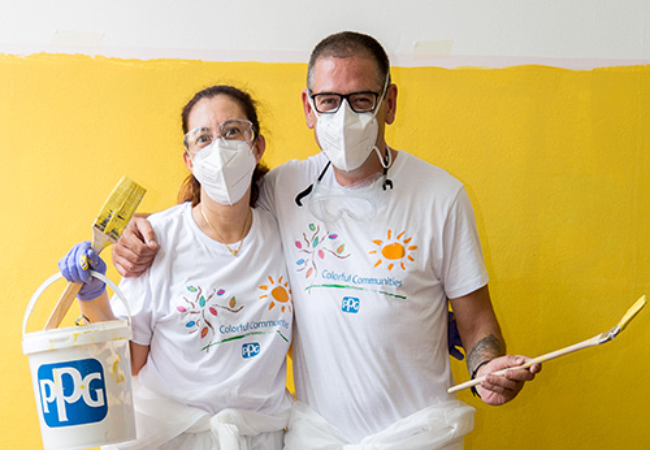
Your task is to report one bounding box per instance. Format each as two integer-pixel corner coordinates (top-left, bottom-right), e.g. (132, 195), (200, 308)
(177, 285), (243, 352)
(295, 223), (350, 279)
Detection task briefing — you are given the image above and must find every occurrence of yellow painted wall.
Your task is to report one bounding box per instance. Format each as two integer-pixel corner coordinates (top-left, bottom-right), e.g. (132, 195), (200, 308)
(1, 54), (648, 449)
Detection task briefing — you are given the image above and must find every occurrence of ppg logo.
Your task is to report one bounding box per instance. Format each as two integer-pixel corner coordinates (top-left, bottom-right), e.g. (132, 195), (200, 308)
(242, 342), (261, 359)
(342, 297), (360, 313)
(37, 359), (107, 428)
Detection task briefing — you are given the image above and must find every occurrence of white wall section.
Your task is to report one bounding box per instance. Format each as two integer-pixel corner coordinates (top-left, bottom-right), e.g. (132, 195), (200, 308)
(1, 0), (649, 68)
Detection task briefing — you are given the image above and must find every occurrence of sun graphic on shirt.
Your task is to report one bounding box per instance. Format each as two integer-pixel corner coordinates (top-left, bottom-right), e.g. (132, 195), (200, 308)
(369, 229), (418, 271)
(259, 275), (293, 313)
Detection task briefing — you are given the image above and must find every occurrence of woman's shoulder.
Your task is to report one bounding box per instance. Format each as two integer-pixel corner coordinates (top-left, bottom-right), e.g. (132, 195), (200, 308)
(148, 202), (191, 235)
(149, 202), (189, 222)
(252, 206), (280, 233)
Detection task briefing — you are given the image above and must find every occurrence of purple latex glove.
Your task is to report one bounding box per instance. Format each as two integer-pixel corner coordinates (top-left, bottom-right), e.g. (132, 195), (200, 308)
(448, 310), (465, 360)
(58, 241), (107, 301)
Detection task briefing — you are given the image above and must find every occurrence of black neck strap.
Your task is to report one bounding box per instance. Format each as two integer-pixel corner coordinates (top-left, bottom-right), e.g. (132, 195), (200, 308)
(382, 146), (393, 191)
(294, 147), (393, 208)
(294, 161), (331, 207)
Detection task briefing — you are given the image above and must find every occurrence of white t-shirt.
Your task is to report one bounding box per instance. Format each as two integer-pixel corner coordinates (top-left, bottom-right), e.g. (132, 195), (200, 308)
(259, 151), (488, 443)
(112, 202), (293, 418)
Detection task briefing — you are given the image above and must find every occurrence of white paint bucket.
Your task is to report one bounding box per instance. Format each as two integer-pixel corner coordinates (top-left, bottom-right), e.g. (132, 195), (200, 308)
(22, 272), (136, 450)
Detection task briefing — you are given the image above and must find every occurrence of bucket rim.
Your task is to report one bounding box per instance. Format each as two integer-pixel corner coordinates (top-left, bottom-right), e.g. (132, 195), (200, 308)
(22, 318), (132, 354)
(23, 271), (131, 338)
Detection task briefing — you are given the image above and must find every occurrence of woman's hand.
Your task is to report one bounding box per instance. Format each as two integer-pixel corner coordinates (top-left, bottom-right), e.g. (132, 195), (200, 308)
(58, 241), (107, 300)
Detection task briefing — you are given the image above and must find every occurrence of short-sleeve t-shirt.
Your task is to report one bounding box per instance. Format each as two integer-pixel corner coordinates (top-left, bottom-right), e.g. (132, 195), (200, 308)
(258, 151), (488, 442)
(112, 202), (293, 417)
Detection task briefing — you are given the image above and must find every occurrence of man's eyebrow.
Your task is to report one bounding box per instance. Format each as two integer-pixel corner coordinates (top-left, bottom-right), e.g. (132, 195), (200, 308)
(312, 90), (378, 95)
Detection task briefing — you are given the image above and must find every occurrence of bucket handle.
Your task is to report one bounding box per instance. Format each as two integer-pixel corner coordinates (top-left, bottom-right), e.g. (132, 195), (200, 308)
(23, 271), (132, 338)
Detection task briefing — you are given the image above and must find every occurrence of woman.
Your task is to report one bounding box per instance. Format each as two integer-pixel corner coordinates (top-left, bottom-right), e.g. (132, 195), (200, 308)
(59, 85), (294, 450)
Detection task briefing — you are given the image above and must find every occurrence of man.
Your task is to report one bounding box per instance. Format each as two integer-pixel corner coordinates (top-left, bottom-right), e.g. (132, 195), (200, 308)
(114, 32), (540, 448)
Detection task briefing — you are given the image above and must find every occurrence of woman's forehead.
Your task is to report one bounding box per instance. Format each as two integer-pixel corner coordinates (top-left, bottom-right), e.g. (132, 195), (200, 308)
(188, 95), (247, 128)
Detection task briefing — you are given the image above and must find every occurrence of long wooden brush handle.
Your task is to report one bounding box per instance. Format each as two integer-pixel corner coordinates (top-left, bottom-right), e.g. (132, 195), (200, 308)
(43, 282), (83, 330)
(43, 236), (109, 331)
(447, 334), (601, 394)
(41, 177), (146, 331)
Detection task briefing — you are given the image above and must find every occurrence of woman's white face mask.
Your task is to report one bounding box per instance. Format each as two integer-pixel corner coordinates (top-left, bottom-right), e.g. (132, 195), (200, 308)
(190, 139), (256, 206)
(313, 78), (389, 172)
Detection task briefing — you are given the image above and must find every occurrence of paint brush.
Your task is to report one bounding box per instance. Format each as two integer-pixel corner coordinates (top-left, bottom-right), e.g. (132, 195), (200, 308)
(448, 295), (647, 394)
(43, 177), (146, 330)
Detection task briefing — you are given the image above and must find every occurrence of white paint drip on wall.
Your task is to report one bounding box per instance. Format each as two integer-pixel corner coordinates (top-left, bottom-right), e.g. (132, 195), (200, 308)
(413, 40), (454, 59)
(50, 30), (104, 48)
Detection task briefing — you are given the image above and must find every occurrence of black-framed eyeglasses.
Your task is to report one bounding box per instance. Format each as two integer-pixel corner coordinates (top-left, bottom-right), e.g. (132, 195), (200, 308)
(310, 91), (381, 114)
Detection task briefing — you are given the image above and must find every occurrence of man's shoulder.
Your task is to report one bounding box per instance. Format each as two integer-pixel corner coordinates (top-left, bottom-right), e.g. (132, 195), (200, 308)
(269, 152), (327, 177)
(264, 153), (328, 191)
(394, 151), (464, 191)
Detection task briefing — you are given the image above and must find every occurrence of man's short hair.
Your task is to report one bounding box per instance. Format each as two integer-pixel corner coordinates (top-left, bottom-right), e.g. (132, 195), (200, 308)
(307, 31), (391, 91)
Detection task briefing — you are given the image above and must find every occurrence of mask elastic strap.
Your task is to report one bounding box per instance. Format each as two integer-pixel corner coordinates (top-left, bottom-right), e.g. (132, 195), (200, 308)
(375, 75), (393, 191)
(374, 144), (391, 169)
(295, 161), (331, 207)
(378, 145), (393, 191)
(375, 75), (390, 118)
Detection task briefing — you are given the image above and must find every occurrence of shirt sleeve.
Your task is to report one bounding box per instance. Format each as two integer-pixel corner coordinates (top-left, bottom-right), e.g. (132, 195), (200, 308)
(257, 169), (278, 216)
(110, 268), (155, 346)
(441, 187), (489, 299)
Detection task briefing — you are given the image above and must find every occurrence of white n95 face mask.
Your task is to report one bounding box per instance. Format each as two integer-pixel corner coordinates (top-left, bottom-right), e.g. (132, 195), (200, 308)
(313, 77), (389, 172)
(191, 139), (257, 205)
(315, 100), (379, 172)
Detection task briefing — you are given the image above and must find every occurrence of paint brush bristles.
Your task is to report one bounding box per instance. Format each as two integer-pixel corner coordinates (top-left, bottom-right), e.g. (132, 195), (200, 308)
(90, 177), (147, 253)
(447, 295), (646, 394)
(43, 177), (146, 330)
(617, 295), (646, 332)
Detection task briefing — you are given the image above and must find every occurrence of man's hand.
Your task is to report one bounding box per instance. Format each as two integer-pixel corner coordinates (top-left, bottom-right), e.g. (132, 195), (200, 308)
(112, 215), (159, 277)
(450, 286), (541, 405)
(474, 355), (541, 406)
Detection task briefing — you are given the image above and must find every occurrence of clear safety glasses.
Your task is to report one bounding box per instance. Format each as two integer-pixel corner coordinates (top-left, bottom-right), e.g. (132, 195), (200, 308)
(307, 169), (389, 223)
(184, 119), (255, 153)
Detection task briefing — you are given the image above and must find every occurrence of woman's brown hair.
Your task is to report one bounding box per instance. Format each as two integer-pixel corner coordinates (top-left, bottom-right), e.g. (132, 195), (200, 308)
(177, 85), (269, 207)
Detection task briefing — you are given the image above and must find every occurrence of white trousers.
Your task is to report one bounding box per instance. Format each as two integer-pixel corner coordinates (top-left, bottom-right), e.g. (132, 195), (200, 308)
(105, 379), (290, 450)
(283, 400), (475, 450)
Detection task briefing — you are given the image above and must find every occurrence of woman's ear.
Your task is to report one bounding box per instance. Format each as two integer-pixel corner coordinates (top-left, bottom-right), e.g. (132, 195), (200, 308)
(252, 134), (266, 163)
(183, 149), (193, 170)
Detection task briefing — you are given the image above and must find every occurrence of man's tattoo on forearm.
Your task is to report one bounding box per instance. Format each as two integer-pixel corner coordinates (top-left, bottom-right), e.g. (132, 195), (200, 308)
(467, 334), (503, 373)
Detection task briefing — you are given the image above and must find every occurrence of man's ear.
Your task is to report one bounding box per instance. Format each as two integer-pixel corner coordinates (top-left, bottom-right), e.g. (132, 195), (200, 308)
(302, 89), (317, 129)
(384, 84), (398, 125)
